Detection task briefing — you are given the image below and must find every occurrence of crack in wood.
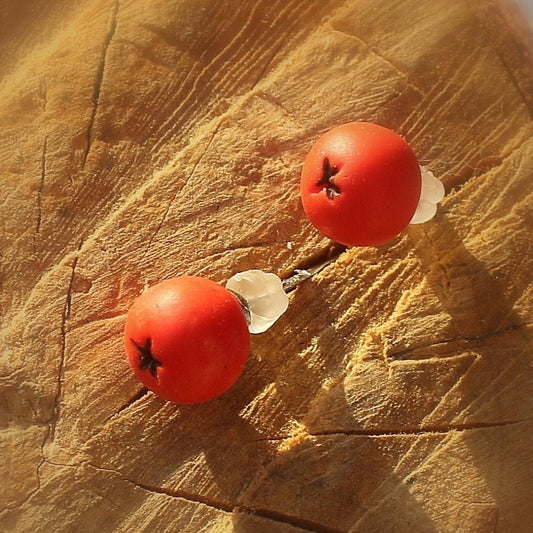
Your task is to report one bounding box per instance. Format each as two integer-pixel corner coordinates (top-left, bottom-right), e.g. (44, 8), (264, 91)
(114, 387), (150, 417)
(46, 244), (83, 443)
(43, 458), (79, 469)
(310, 418), (531, 436)
(235, 506), (345, 533)
(126, 479), (234, 513)
(387, 321), (532, 361)
(82, 0), (119, 168)
(257, 418), (531, 442)
(128, 481), (344, 533)
(39, 79), (48, 112)
(52, 257), (78, 429)
(84, 461), (343, 532)
(1, 429), (48, 513)
(34, 135), (48, 254)
(283, 243), (348, 293)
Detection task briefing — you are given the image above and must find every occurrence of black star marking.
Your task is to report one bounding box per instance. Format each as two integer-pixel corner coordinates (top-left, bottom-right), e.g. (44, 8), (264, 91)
(316, 157), (340, 199)
(132, 338), (161, 379)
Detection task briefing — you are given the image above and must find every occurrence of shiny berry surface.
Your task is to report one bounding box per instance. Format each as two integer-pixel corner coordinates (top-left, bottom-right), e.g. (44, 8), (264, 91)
(300, 122), (421, 246)
(124, 276), (250, 404)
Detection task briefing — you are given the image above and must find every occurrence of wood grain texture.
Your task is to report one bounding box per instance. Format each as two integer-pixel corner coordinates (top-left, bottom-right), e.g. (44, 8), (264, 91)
(1, 0), (532, 531)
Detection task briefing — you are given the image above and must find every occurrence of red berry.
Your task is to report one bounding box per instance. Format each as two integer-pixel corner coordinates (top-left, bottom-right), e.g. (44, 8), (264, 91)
(300, 122), (421, 246)
(124, 276), (250, 404)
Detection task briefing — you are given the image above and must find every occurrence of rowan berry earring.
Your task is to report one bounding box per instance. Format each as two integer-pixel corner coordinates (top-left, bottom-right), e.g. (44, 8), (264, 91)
(300, 122), (445, 246)
(123, 122), (442, 405)
(124, 270), (290, 404)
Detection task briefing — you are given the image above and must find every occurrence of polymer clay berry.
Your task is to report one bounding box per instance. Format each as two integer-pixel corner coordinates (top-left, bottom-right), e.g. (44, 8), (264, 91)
(124, 276), (250, 404)
(300, 122), (422, 247)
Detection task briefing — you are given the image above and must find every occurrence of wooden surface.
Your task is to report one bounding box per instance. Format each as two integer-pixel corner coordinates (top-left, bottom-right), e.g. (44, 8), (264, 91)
(1, 0), (533, 531)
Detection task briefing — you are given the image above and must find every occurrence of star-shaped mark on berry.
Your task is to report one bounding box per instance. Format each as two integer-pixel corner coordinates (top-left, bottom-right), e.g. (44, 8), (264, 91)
(316, 157), (341, 200)
(132, 338), (161, 379)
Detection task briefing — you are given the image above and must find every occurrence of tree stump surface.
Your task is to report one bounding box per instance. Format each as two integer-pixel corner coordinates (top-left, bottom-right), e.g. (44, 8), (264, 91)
(1, 0), (533, 531)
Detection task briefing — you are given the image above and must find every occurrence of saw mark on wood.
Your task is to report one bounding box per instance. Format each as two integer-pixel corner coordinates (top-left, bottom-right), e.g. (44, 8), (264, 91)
(144, 123), (222, 255)
(467, 93), (507, 135)
(220, 240), (271, 255)
(2, 1), (528, 528)
(488, 371), (528, 407)
(351, 433), (454, 530)
(401, 45), (487, 143)
(453, 342), (532, 425)
(250, 39), (285, 91)
(255, 91), (301, 125)
(472, 4), (533, 120)
(328, 23), (424, 98)
(149, 1), (265, 154)
(67, 311), (127, 335)
(328, 260), (419, 367)
(149, 0), (311, 155)
(316, 418), (530, 436)
(192, 242), (275, 275)
(82, 0), (119, 168)
(350, 426), (454, 529)
(395, 431), (459, 490)
(493, 49), (533, 120)
(353, 406), (519, 530)
(245, 0), (314, 94)
(420, 353), (481, 427)
(446, 131), (533, 192)
(89, 487), (130, 514)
